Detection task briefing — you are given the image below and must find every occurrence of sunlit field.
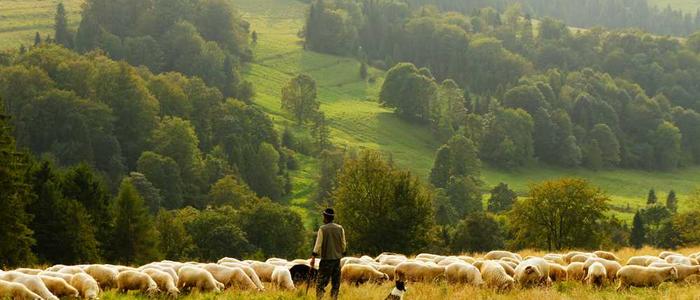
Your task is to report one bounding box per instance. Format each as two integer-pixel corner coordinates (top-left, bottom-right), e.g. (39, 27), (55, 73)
(0, 0), (82, 49)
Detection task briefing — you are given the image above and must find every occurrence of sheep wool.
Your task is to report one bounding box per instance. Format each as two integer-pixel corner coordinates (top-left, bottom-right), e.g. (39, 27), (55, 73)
(142, 268), (179, 297)
(0, 279), (42, 300)
(616, 266), (678, 291)
(177, 266), (222, 293)
(444, 263), (483, 286)
(585, 262), (607, 288)
(39, 275), (79, 298)
(116, 270), (160, 296)
(479, 261), (514, 292)
(271, 267), (295, 290)
(341, 264), (389, 285)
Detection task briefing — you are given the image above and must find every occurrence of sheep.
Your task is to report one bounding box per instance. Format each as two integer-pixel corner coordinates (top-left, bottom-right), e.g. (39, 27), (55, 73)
(436, 257), (463, 267)
(84, 264), (119, 289)
(0, 279), (42, 300)
(218, 262), (264, 290)
(513, 258), (551, 288)
(45, 265), (66, 272)
(582, 257), (622, 281)
(376, 254), (407, 266)
(341, 257), (372, 267)
(548, 263), (567, 282)
(444, 263), (483, 286)
(593, 251), (620, 262)
(271, 267), (295, 290)
(265, 258), (289, 267)
(176, 266), (222, 293)
(395, 262), (445, 283)
(563, 251), (590, 264)
(616, 266), (678, 291)
(13, 268), (42, 275)
(116, 270), (160, 296)
(416, 253), (440, 260)
(0, 271), (59, 300)
(484, 251), (522, 262)
(648, 262), (700, 281)
(375, 265), (396, 281)
(341, 264), (389, 285)
(39, 275), (79, 298)
(626, 255), (663, 266)
(570, 254), (594, 263)
(142, 268), (179, 297)
(37, 271), (74, 282)
(217, 257), (241, 264)
(497, 261), (517, 277)
(71, 273), (100, 300)
(200, 264), (259, 290)
(457, 256), (476, 264)
(566, 262), (586, 281)
(585, 262), (607, 288)
(249, 261), (277, 282)
(659, 251), (683, 259)
(58, 266), (85, 275)
(479, 261), (514, 292)
(665, 255), (694, 266)
(543, 254), (565, 266)
(138, 264), (179, 284)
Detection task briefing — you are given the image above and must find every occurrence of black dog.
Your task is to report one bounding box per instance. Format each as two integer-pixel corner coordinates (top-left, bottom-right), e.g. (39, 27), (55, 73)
(385, 281), (406, 300)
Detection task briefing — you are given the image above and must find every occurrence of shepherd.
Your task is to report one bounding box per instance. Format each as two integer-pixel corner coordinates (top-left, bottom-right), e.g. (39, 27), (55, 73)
(311, 208), (347, 300)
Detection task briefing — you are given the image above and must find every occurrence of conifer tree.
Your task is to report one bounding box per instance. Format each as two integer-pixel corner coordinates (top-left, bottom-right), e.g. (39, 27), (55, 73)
(108, 179), (161, 264)
(647, 188), (657, 205)
(630, 210), (646, 249)
(54, 2), (72, 48)
(666, 190), (678, 213)
(0, 104), (35, 267)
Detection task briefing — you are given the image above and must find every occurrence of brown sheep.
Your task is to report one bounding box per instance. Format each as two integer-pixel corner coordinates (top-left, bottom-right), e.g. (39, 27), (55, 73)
(39, 275), (79, 298)
(84, 264), (119, 289)
(548, 263), (567, 282)
(177, 266), (222, 293)
(566, 262), (585, 281)
(479, 261), (514, 292)
(593, 251), (620, 262)
(0, 279), (42, 300)
(585, 262), (607, 288)
(0, 271), (59, 300)
(444, 263), (483, 286)
(70, 273), (100, 300)
(395, 262), (445, 282)
(116, 270), (159, 296)
(616, 266), (677, 291)
(341, 264), (389, 285)
(142, 268), (179, 297)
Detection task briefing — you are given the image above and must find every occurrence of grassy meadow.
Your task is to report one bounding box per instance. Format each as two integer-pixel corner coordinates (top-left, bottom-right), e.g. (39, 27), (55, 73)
(0, 0), (82, 49)
(650, 0), (700, 13)
(78, 246), (700, 299)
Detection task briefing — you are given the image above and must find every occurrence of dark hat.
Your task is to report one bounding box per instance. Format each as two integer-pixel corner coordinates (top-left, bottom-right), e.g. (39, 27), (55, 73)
(322, 208), (335, 217)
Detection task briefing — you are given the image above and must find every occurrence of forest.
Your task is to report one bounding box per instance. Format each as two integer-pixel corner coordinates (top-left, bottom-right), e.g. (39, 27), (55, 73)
(1, 0), (700, 279)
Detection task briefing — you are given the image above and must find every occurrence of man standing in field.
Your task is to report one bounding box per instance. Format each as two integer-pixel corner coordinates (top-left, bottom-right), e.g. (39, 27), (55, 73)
(311, 208), (347, 300)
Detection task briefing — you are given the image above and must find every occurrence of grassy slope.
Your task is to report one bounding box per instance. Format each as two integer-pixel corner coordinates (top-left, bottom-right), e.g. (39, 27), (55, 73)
(650, 0), (700, 12)
(237, 0), (700, 223)
(0, 0), (82, 49)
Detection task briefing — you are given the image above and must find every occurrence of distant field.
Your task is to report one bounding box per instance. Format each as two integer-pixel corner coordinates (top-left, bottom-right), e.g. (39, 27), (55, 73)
(0, 0), (82, 49)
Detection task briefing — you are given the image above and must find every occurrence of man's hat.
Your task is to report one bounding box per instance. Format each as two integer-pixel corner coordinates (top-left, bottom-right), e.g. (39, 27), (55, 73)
(322, 208), (335, 217)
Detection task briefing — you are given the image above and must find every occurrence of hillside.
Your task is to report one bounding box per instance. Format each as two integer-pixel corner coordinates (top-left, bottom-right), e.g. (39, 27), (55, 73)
(1, 0), (700, 223)
(235, 0), (700, 222)
(650, 0), (700, 13)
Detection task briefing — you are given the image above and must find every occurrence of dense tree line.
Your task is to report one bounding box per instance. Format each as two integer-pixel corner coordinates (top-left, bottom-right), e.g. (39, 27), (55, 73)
(411, 0), (700, 37)
(307, 1), (700, 171)
(0, 95), (306, 267)
(53, 0), (253, 100)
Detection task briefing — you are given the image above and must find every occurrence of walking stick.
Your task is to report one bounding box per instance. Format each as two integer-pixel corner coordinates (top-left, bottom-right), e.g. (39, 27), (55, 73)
(306, 257), (316, 296)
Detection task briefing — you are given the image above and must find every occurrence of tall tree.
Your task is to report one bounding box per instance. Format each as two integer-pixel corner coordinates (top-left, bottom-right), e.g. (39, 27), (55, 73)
(450, 212), (504, 252)
(137, 151), (184, 210)
(647, 189), (658, 205)
(334, 150), (434, 254)
(107, 179), (161, 264)
(487, 182), (517, 213)
(509, 178), (609, 250)
(127, 172), (162, 214)
(666, 190), (678, 213)
(54, 2), (72, 48)
(239, 200), (306, 257)
(0, 106), (35, 267)
(430, 145), (451, 188)
(281, 74), (319, 124)
(630, 210), (646, 249)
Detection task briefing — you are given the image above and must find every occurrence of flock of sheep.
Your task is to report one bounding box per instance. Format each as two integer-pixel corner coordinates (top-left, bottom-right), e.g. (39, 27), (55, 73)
(1, 249), (700, 299)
